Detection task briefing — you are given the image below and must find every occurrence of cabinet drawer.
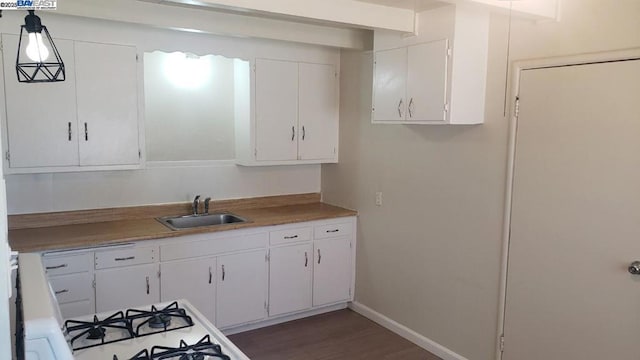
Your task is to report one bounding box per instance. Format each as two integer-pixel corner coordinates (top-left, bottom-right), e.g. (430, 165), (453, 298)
(95, 247), (156, 270)
(161, 233), (267, 262)
(49, 273), (93, 304)
(43, 253), (92, 276)
(270, 227), (312, 245)
(314, 222), (352, 239)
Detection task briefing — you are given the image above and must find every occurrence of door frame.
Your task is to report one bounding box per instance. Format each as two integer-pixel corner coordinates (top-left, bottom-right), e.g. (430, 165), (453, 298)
(495, 48), (640, 360)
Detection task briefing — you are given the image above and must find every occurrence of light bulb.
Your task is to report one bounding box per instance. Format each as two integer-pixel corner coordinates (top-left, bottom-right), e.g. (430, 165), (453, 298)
(25, 32), (49, 62)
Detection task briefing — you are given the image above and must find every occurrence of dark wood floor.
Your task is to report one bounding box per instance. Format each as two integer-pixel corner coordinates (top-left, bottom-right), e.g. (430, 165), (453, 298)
(228, 309), (441, 360)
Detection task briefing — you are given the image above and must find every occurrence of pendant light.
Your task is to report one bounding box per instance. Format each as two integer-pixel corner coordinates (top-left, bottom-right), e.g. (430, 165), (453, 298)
(16, 10), (65, 83)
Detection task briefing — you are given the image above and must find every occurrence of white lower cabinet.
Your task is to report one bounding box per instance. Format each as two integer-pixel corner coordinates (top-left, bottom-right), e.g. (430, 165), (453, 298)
(95, 263), (160, 313)
(216, 250), (268, 328)
(268, 243), (313, 316)
(313, 236), (352, 306)
(160, 257), (216, 324)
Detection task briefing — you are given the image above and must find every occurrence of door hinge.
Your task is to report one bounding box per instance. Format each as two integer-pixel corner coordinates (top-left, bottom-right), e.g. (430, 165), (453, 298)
(92, 279), (96, 289)
(349, 287), (351, 296)
(444, 103), (450, 113)
(447, 48), (452, 57)
(333, 147), (336, 154)
(499, 335), (505, 352)
(138, 149), (142, 159)
(253, 64), (256, 72)
(254, 148), (257, 158)
(514, 96), (520, 118)
(5, 151), (9, 161)
(136, 54), (139, 62)
(265, 250), (270, 262)
(157, 270), (161, 278)
(264, 301), (269, 313)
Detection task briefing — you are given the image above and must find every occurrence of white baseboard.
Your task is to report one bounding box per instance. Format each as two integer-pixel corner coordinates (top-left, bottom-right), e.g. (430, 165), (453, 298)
(349, 301), (468, 360)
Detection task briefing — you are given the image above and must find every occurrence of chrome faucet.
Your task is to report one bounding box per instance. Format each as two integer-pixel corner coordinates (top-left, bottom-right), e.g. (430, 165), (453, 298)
(192, 195), (201, 215)
(204, 197), (212, 215)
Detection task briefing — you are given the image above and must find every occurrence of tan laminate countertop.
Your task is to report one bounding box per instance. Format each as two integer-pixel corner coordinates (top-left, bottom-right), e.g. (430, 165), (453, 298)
(9, 202), (357, 253)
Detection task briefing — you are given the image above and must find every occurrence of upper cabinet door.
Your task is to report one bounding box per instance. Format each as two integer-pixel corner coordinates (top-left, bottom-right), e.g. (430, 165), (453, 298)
(2, 34), (79, 168)
(406, 40), (449, 122)
(298, 63), (338, 161)
(372, 47), (407, 122)
(75, 41), (139, 166)
(255, 59), (298, 161)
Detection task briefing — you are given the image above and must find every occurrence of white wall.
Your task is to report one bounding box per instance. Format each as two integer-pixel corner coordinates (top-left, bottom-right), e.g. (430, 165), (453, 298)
(321, 0), (640, 359)
(0, 12), (337, 214)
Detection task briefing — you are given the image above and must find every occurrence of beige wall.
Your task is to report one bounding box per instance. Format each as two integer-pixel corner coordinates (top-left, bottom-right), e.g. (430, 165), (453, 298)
(322, 1), (640, 359)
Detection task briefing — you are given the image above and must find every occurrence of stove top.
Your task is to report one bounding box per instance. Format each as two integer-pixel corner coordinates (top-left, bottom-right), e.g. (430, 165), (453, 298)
(65, 301), (195, 351)
(68, 300), (248, 360)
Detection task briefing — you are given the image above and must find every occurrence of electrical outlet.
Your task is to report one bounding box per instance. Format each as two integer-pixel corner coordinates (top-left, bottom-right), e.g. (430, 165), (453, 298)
(375, 192), (383, 206)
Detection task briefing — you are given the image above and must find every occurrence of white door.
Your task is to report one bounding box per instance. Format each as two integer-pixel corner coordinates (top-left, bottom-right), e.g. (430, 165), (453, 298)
(298, 63), (338, 161)
(372, 47), (406, 122)
(161, 257), (216, 324)
(75, 41), (140, 166)
(503, 59), (640, 360)
(216, 250), (267, 328)
(2, 34), (79, 168)
(313, 237), (351, 306)
(95, 264), (159, 313)
(255, 59), (298, 161)
(406, 40), (448, 122)
(269, 243), (313, 316)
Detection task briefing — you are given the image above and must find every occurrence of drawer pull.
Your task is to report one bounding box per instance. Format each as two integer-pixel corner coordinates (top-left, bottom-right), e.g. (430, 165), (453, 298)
(46, 264), (68, 270)
(54, 289), (69, 295)
(317, 249), (322, 264)
(284, 235), (298, 239)
(222, 265), (226, 281)
(145, 276), (150, 294)
(208, 266), (212, 284)
(326, 229), (340, 233)
(304, 252), (308, 267)
(115, 256), (135, 262)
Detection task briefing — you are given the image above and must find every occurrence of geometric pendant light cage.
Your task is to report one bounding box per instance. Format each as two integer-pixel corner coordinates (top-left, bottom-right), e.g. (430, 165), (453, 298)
(16, 10), (65, 83)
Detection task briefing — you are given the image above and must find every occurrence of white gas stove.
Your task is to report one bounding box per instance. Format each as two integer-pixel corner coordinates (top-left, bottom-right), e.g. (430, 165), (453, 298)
(18, 253), (250, 360)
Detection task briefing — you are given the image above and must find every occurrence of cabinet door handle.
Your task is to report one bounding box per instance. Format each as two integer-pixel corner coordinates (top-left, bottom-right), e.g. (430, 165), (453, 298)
(302, 126), (306, 141)
(46, 263), (68, 270)
(67, 122), (72, 141)
(145, 276), (150, 294)
(208, 266), (212, 284)
(408, 98), (414, 118)
(115, 256), (135, 262)
(397, 99), (403, 118)
(222, 265), (226, 281)
(54, 289), (69, 295)
(291, 126), (295, 141)
(326, 229), (340, 233)
(304, 252), (308, 267)
(84, 122), (88, 141)
(317, 249), (322, 264)
(284, 235), (298, 240)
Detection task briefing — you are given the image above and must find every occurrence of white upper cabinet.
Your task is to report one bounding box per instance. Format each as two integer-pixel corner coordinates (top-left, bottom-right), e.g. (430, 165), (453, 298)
(236, 58), (338, 166)
(298, 63), (338, 161)
(255, 59), (299, 161)
(75, 42), (140, 166)
(2, 35), (79, 168)
(1, 37), (141, 173)
(372, 4), (489, 125)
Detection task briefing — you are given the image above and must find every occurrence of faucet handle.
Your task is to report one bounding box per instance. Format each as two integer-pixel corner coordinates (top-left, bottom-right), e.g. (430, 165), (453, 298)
(204, 197), (212, 214)
(193, 195), (201, 215)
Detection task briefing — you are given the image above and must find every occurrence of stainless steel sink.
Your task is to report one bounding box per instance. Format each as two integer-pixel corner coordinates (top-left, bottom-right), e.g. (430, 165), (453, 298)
(157, 212), (249, 231)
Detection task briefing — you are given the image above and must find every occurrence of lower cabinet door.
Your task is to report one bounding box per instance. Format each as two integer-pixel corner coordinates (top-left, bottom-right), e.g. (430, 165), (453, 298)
(313, 237), (352, 306)
(95, 263), (160, 313)
(269, 243), (313, 316)
(216, 250), (267, 328)
(161, 257), (216, 324)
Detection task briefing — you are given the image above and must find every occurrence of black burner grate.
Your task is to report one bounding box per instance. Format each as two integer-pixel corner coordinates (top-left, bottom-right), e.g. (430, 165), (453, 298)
(150, 335), (231, 360)
(126, 301), (194, 337)
(65, 311), (134, 351)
